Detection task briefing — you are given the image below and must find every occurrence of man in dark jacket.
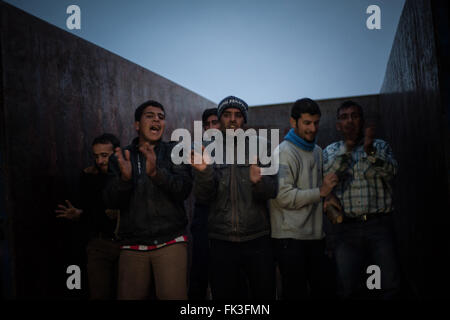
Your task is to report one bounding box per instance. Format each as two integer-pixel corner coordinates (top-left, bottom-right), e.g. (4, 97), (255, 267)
(191, 96), (278, 299)
(188, 108), (220, 300)
(56, 133), (121, 300)
(104, 100), (192, 300)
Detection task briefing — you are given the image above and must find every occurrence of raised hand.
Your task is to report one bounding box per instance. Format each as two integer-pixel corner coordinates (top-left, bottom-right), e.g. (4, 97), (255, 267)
(249, 164), (262, 184)
(190, 145), (210, 172)
(55, 200), (82, 220)
(320, 173), (338, 198)
(115, 147), (132, 181)
(139, 142), (157, 177)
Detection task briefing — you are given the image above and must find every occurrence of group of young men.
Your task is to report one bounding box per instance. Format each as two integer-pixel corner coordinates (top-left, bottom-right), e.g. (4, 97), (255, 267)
(56, 95), (400, 300)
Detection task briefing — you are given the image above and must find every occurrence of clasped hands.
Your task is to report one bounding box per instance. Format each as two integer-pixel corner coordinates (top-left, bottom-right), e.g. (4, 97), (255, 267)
(115, 142), (157, 181)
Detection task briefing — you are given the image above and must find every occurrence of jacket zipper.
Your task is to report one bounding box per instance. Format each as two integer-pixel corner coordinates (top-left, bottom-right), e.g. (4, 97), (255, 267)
(234, 164), (240, 240)
(137, 153), (142, 175)
(231, 164), (238, 239)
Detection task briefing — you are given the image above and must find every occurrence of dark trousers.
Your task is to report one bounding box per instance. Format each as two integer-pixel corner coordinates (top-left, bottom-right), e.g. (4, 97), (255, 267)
(188, 204), (210, 300)
(209, 236), (275, 300)
(333, 214), (400, 299)
(273, 238), (335, 299)
(86, 238), (121, 300)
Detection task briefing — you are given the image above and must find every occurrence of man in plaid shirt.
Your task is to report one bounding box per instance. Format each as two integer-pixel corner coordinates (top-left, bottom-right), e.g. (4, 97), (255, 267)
(323, 100), (400, 299)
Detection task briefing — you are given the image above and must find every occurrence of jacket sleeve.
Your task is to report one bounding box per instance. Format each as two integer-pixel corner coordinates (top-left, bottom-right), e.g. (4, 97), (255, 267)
(251, 136), (278, 200)
(194, 165), (218, 204)
(252, 173), (278, 201)
(102, 154), (133, 209)
(274, 149), (321, 210)
(150, 163), (193, 201)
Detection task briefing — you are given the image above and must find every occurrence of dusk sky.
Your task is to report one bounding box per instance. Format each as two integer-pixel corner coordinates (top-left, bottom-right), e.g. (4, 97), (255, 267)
(5, 0), (405, 106)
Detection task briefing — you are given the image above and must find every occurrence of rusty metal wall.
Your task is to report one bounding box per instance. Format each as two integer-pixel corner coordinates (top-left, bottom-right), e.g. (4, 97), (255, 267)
(379, 0), (450, 298)
(0, 2), (215, 298)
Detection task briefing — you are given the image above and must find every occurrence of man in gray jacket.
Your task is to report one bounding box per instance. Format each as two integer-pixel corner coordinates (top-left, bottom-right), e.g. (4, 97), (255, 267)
(191, 96), (278, 299)
(270, 98), (338, 299)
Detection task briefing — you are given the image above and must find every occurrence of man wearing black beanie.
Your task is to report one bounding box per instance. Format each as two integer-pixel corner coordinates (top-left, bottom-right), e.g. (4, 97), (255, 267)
(191, 95), (277, 299)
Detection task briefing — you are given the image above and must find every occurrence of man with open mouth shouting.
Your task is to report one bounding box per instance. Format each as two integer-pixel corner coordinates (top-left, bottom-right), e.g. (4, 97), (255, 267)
(104, 100), (193, 300)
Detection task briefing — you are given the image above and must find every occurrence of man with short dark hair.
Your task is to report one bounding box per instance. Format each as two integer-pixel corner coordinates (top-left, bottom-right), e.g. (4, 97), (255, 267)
(188, 108), (221, 300)
(191, 96), (278, 300)
(56, 133), (121, 300)
(104, 100), (192, 300)
(323, 100), (400, 299)
(202, 108), (220, 131)
(270, 98), (338, 299)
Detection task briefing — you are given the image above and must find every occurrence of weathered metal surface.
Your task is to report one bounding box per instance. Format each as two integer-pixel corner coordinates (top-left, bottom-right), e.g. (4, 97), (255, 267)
(379, 0), (450, 298)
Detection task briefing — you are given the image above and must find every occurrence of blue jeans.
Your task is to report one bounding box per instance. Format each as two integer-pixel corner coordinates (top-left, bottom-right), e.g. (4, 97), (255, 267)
(332, 214), (400, 299)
